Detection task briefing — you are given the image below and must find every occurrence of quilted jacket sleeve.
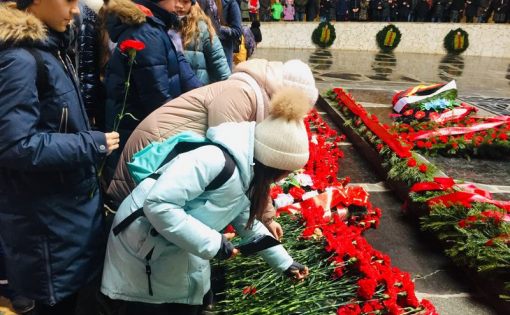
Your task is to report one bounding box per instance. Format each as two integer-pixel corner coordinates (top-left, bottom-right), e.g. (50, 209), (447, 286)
(0, 51), (107, 171)
(202, 28), (231, 82)
(142, 146), (225, 259)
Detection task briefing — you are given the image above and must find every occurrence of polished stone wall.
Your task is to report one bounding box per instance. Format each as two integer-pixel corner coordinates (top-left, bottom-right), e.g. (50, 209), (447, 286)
(257, 22), (510, 58)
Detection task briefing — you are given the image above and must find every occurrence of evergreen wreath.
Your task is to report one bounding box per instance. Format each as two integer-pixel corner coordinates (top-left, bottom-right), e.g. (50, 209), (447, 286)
(311, 21), (336, 48)
(376, 24), (402, 53)
(444, 28), (469, 54)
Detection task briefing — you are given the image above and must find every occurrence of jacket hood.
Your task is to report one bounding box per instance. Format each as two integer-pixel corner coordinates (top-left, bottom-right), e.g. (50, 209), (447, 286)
(104, 0), (146, 26)
(81, 0), (104, 13)
(232, 58), (284, 99)
(206, 122), (255, 190)
(0, 3), (46, 47)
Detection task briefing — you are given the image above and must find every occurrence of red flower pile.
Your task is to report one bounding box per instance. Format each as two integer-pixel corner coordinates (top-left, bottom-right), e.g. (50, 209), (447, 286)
(285, 109), (437, 315)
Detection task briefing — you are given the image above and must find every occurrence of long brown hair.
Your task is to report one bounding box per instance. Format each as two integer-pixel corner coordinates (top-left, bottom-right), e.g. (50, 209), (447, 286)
(180, 4), (216, 49)
(246, 160), (288, 229)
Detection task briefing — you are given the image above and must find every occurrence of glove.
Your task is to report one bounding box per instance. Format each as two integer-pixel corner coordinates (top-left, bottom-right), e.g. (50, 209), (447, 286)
(284, 261), (308, 279)
(215, 235), (235, 260)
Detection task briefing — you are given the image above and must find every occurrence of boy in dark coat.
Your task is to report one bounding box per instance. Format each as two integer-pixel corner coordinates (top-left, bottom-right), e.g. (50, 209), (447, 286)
(0, 0), (120, 313)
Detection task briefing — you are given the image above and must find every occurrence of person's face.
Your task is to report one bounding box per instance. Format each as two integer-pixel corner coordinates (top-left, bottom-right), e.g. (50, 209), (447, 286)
(175, 0), (193, 16)
(158, 0), (178, 13)
(29, 0), (79, 32)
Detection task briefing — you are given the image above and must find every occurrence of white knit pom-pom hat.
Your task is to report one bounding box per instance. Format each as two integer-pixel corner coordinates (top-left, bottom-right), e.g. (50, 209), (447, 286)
(282, 59), (319, 106)
(254, 87), (310, 171)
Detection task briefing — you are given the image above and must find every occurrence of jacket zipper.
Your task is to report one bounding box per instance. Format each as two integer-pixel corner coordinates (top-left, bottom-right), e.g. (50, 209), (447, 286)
(56, 50), (91, 129)
(145, 248), (154, 296)
(58, 105), (68, 133)
(42, 237), (57, 305)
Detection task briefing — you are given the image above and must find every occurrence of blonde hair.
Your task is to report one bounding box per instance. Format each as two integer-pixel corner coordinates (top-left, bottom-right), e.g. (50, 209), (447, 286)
(180, 4), (216, 49)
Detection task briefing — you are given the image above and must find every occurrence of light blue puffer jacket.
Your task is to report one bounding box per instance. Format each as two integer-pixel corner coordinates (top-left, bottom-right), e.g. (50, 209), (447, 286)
(183, 20), (231, 85)
(100, 121), (293, 305)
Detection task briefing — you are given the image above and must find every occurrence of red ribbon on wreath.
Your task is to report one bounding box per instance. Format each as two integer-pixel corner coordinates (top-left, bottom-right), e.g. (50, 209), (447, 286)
(410, 177), (510, 212)
(333, 88), (412, 158)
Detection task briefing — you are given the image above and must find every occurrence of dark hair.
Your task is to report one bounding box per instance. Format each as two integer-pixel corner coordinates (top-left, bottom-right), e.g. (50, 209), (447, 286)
(251, 20), (260, 28)
(245, 160), (287, 229)
(16, 0), (34, 9)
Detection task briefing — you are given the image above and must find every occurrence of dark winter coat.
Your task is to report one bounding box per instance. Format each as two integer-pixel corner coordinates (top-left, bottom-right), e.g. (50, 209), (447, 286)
(77, 3), (105, 130)
(491, 0), (509, 22)
(0, 3), (108, 304)
(219, 0), (243, 69)
(103, 0), (201, 182)
(465, 0), (479, 17)
(415, 0), (430, 20)
(320, 0), (333, 16)
(450, 0), (465, 10)
(432, 0), (446, 18)
(104, 0), (201, 136)
(295, 0), (309, 13)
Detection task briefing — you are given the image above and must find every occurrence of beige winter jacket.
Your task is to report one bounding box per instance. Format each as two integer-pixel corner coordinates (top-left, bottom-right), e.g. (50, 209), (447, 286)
(107, 59), (287, 222)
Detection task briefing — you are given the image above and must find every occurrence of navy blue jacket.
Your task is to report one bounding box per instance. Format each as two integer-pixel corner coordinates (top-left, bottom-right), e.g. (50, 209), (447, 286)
(104, 0), (201, 136)
(78, 3), (105, 131)
(219, 0), (243, 69)
(0, 4), (108, 304)
(103, 0), (201, 184)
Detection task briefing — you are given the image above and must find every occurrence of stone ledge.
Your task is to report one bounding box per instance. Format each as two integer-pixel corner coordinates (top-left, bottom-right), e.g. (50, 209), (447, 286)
(257, 22), (510, 58)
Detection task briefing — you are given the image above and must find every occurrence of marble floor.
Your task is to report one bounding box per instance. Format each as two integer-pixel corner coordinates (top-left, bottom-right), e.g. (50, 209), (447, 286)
(255, 48), (510, 314)
(253, 48), (510, 115)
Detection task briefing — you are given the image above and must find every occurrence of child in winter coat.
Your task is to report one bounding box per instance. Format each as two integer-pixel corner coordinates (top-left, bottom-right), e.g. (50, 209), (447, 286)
(177, 0), (231, 84)
(284, 0), (296, 20)
(107, 58), (318, 240)
(101, 87), (311, 314)
(0, 0), (119, 313)
(271, 0), (284, 20)
(102, 0), (203, 182)
(249, 0), (260, 20)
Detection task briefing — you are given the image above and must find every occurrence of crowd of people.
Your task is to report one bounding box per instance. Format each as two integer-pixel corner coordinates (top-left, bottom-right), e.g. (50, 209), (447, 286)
(0, 0), (315, 314)
(245, 0), (510, 23)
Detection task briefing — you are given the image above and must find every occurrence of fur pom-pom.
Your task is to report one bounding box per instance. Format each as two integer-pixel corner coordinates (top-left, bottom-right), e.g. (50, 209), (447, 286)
(269, 87), (311, 121)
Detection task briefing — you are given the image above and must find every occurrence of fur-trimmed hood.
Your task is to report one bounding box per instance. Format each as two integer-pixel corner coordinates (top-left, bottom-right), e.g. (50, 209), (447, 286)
(0, 2), (46, 46)
(104, 0), (146, 25)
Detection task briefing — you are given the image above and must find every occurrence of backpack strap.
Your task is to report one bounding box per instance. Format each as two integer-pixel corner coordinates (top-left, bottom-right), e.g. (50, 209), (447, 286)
(112, 143), (237, 237)
(24, 48), (50, 96)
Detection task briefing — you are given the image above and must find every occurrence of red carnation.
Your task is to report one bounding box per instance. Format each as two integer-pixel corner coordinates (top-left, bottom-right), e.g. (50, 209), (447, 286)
(357, 278), (378, 299)
(414, 111), (426, 120)
(270, 185), (283, 199)
(288, 186), (306, 200)
(419, 164), (427, 173)
(337, 304), (361, 315)
(403, 109), (414, 116)
(119, 39), (146, 53)
(499, 133), (508, 140)
(428, 112), (439, 120)
(407, 158), (417, 167)
(224, 224), (236, 234)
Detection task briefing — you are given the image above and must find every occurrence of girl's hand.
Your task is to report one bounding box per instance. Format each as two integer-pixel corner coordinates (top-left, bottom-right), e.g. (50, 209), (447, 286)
(105, 132), (120, 155)
(284, 261), (309, 281)
(265, 220), (283, 241)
